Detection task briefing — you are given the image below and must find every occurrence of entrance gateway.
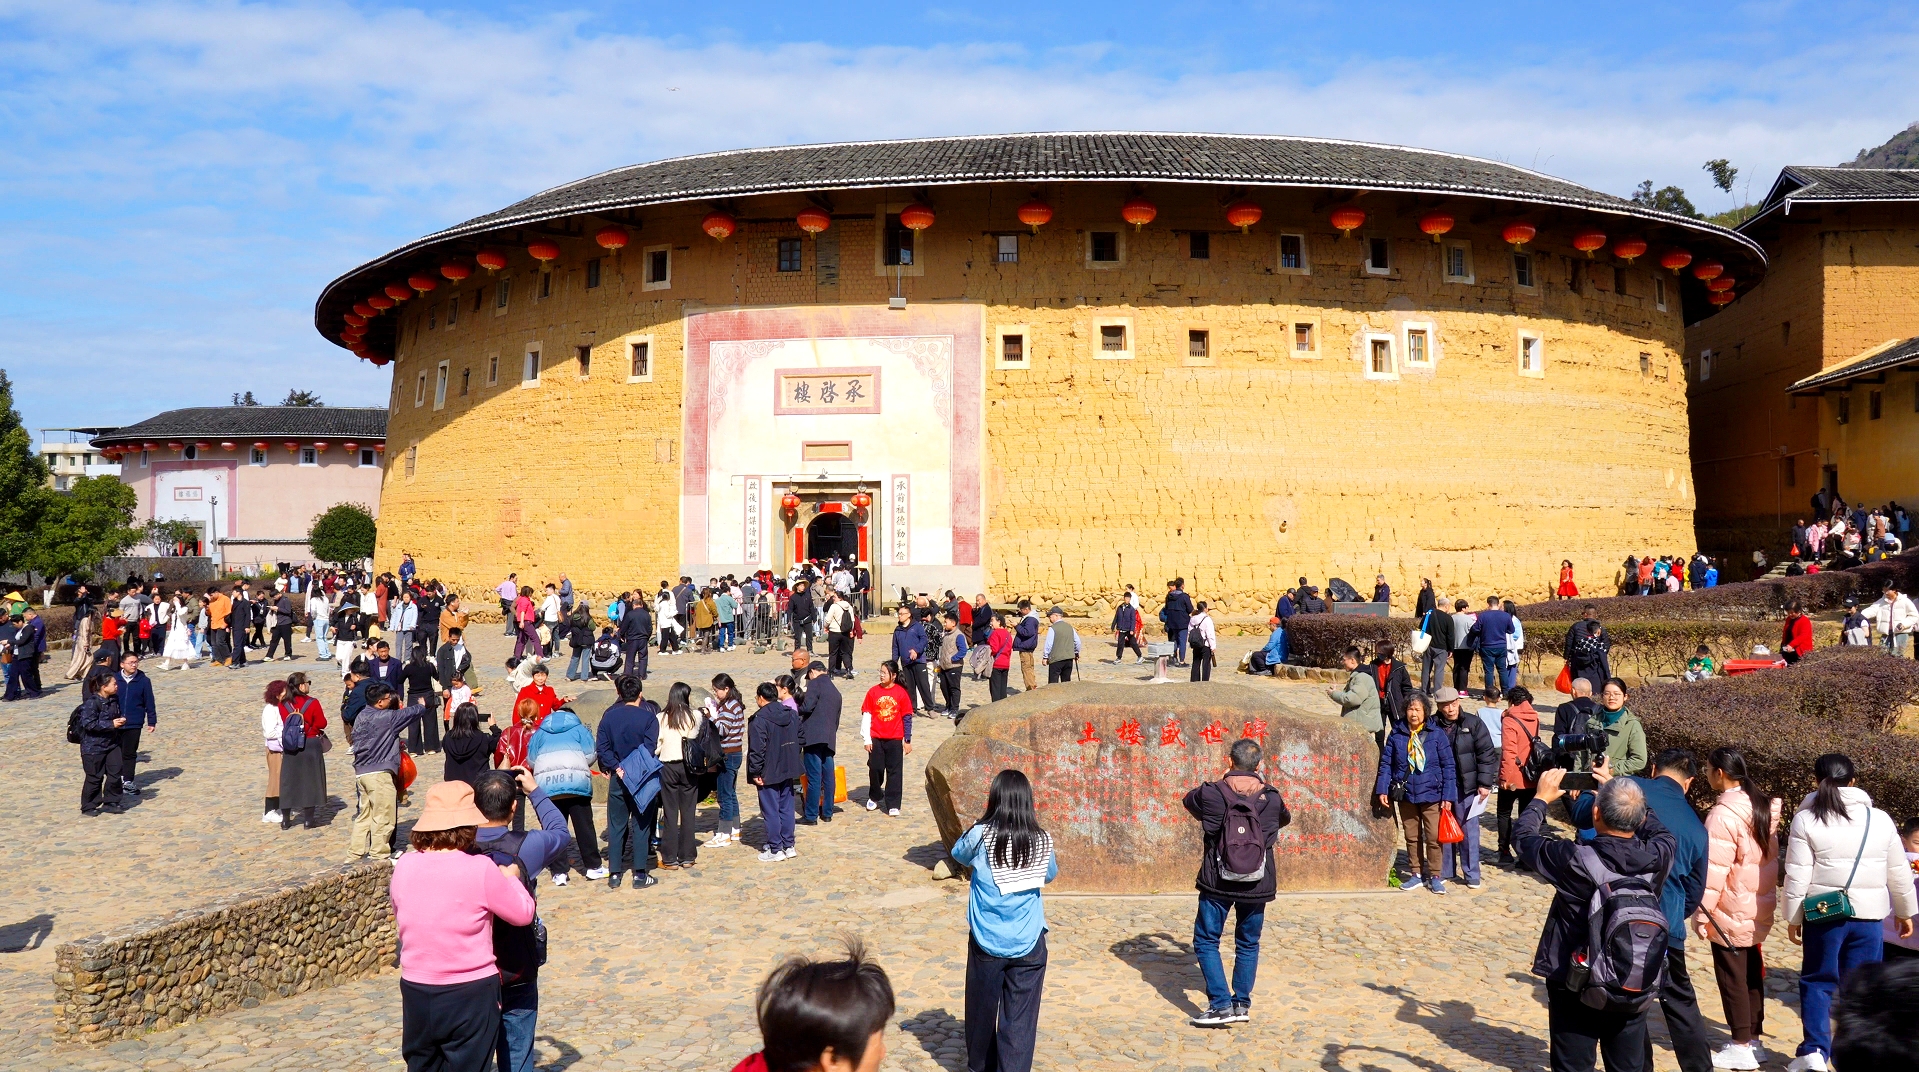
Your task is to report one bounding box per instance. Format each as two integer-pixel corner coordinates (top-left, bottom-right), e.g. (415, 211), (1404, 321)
(679, 304), (986, 602)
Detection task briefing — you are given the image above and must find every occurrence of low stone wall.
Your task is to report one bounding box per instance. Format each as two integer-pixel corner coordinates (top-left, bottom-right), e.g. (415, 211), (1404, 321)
(53, 860), (395, 1045)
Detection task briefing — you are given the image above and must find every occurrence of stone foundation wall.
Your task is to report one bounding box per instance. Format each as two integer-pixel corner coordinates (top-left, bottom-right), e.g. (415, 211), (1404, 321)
(53, 861), (395, 1045)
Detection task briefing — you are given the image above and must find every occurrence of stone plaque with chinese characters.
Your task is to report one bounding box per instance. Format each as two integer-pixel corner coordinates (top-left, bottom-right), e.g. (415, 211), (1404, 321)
(772, 367), (881, 415)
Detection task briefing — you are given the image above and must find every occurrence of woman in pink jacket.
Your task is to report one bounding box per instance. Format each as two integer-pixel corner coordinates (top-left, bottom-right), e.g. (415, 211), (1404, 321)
(1693, 748), (1781, 1071)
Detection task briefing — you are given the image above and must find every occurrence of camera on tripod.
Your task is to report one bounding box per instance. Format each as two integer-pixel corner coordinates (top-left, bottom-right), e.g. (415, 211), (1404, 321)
(1550, 732), (1603, 792)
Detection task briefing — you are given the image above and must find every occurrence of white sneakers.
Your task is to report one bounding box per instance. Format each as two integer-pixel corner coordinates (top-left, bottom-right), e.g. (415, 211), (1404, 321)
(261, 810), (282, 824)
(705, 832), (732, 848)
(783, 847), (798, 860)
(584, 866), (609, 880)
(864, 800), (879, 812)
(1784, 1053), (1826, 1072)
(758, 849), (781, 862)
(887, 808), (900, 817)
(550, 872), (569, 886)
(1712, 1043), (1759, 1070)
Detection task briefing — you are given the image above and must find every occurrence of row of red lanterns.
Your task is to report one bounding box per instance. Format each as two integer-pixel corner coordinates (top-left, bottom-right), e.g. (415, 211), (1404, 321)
(98, 441), (383, 460)
(779, 489), (873, 513)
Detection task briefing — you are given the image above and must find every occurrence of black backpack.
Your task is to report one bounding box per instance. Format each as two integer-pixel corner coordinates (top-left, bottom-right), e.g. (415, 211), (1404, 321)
(684, 713), (726, 776)
(66, 704), (84, 744)
(1214, 782), (1268, 882)
(279, 699), (309, 755)
(1569, 845), (1670, 1011)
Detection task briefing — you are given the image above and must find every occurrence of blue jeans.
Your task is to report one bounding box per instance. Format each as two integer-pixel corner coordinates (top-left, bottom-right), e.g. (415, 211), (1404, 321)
(1478, 648), (1513, 697)
(1442, 799), (1482, 883)
(1171, 626), (1190, 664)
(714, 751), (743, 827)
(717, 621), (734, 649)
(311, 617), (331, 660)
(1797, 916), (1884, 1058)
(604, 778), (655, 875)
(802, 746), (837, 821)
(1193, 896), (1264, 1010)
(497, 980), (537, 1072)
(565, 647), (588, 680)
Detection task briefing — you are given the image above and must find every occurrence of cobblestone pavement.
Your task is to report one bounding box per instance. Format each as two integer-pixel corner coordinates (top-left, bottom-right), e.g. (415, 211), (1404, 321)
(0, 625), (1803, 1070)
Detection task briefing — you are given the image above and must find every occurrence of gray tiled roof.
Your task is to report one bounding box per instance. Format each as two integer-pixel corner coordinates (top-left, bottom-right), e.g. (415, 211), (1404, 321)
(317, 131), (1768, 347)
(92, 407), (387, 446)
(1742, 166), (1919, 232)
(1788, 336), (1919, 394)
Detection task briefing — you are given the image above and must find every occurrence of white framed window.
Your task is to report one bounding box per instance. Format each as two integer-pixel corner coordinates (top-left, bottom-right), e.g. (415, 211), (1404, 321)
(434, 361), (449, 409)
(521, 343), (542, 387)
(1518, 331), (1545, 378)
(299, 446), (317, 466)
(249, 447), (266, 466)
(1086, 230), (1124, 269)
(1277, 233), (1310, 274)
(1698, 349), (1713, 382)
(642, 244), (671, 291)
(994, 324), (1030, 370)
(139, 449), (150, 467)
(486, 354), (499, 386)
(1091, 316), (1134, 360)
(1362, 332), (1398, 380)
(358, 448), (376, 467)
(415, 372), (427, 407)
(180, 444), (198, 461)
(1655, 276), (1668, 312)
(1185, 326), (1212, 366)
(1291, 319), (1320, 358)
(1402, 322), (1435, 367)
(625, 334), (654, 383)
(996, 234), (1019, 264)
(494, 277), (511, 314)
(1366, 237), (1392, 275)
(1444, 241), (1474, 283)
(1512, 252), (1536, 289)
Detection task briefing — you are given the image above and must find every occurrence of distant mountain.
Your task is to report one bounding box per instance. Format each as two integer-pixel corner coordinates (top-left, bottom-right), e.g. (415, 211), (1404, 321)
(1843, 122), (1919, 169)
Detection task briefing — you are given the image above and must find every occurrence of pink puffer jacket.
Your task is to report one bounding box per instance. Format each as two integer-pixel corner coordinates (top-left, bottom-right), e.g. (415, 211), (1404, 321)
(1695, 787), (1782, 948)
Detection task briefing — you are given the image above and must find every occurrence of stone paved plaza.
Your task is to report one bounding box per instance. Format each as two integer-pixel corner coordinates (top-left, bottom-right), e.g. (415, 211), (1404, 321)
(0, 626), (1803, 1071)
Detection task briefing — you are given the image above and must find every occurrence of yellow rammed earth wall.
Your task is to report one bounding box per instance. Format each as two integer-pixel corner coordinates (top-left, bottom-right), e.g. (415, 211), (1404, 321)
(372, 185), (1696, 613)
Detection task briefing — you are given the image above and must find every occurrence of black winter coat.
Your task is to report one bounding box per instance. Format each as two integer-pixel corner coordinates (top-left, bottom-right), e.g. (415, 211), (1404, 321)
(618, 603), (651, 646)
(1370, 659), (1416, 728)
(1440, 712), (1499, 796)
(1416, 606), (1455, 651)
(1162, 591), (1195, 631)
(1516, 800), (1675, 986)
(1183, 777), (1291, 904)
(797, 675), (842, 753)
(78, 693), (123, 756)
(747, 701), (803, 784)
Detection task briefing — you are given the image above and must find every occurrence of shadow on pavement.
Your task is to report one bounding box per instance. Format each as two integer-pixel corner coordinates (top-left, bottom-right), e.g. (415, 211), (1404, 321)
(537, 1034), (583, 1071)
(903, 841), (948, 871)
(0, 913), (54, 953)
(1363, 982), (1546, 1072)
(1317, 1041), (1451, 1071)
(1109, 931), (1204, 1018)
(899, 1007), (966, 1072)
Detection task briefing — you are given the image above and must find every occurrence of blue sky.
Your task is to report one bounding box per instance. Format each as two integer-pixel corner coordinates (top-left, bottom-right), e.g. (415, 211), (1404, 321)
(3, 0), (1917, 439)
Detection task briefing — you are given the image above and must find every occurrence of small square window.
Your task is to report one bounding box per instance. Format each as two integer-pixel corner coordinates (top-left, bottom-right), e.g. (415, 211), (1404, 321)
(1837, 395), (1850, 425)
(1869, 390), (1882, 420)
(495, 277), (511, 310)
(586, 258), (601, 289)
(1444, 241), (1473, 283)
(1369, 337), (1394, 376)
(359, 448), (376, 467)
(646, 248), (670, 286)
(522, 348), (540, 384)
(300, 447), (317, 466)
(1279, 234), (1307, 271)
(1101, 324), (1127, 350)
(1655, 276), (1668, 311)
(487, 355), (499, 385)
(996, 234), (1018, 263)
(249, 447), (265, 465)
(777, 238), (803, 273)
(447, 295), (459, 326)
(1189, 232), (1210, 260)
(1405, 329), (1428, 366)
(1294, 322), (1316, 352)
(883, 216), (915, 266)
(1188, 330), (1209, 359)
(629, 341), (651, 380)
(1092, 318), (1134, 359)
(1367, 237), (1391, 275)
(460, 367), (470, 396)
(1003, 334), (1025, 363)
(1513, 252), (1534, 288)
(1519, 335), (1544, 376)
(1090, 232), (1119, 263)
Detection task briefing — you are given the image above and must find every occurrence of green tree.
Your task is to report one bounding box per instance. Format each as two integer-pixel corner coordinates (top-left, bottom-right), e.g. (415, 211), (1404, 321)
(308, 502), (377, 565)
(231, 391), (259, 406)
(31, 476), (140, 580)
(1630, 180), (1699, 218)
(144, 517), (203, 555)
(0, 369), (53, 577)
(280, 389), (323, 407)
(1703, 159), (1739, 194)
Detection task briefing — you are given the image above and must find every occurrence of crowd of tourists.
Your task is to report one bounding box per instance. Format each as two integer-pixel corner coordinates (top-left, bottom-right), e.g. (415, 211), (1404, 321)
(1789, 496), (1909, 570)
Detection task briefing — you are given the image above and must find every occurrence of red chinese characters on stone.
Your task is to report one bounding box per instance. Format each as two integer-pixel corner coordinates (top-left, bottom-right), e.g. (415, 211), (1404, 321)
(1116, 718), (1145, 745)
(1160, 717), (1184, 747)
(1199, 719), (1228, 745)
(1241, 718), (1268, 742)
(1077, 721), (1100, 746)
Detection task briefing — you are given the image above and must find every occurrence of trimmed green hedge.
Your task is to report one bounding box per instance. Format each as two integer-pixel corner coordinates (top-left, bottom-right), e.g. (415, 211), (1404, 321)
(1512, 551), (1919, 623)
(1633, 647), (1919, 821)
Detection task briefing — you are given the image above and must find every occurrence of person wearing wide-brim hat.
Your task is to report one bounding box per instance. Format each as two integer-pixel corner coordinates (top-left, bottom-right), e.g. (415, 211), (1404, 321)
(390, 781), (536, 1072)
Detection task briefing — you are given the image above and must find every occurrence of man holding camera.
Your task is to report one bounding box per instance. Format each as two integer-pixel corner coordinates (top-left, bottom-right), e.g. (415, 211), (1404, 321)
(472, 766), (569, 1072)
(1517, 759), (1677, 1072)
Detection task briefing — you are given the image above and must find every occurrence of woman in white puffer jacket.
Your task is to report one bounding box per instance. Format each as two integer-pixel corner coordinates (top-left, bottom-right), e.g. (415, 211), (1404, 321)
(1779, 753), (1918, 1072)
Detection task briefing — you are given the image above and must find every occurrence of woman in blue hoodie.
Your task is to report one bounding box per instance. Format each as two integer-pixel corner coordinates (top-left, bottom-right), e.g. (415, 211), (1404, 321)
(1373, 694), (1458, 894)
(526, 706), (606, 885)
(952, 769), (1057, 1072)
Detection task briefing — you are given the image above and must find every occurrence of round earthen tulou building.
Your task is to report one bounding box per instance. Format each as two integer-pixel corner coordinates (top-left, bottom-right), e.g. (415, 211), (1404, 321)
(316, 132), (1764, 612)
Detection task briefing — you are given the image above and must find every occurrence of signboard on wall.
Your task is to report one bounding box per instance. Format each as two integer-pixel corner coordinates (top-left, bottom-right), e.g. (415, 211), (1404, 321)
(772, 367), (881, 415)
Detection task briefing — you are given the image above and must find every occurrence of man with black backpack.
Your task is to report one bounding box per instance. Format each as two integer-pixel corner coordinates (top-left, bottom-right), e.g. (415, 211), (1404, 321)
(1517, 763), (1677, 1072)
(1181, 738), (1292, 1028)
(471, 767), (569, 1072)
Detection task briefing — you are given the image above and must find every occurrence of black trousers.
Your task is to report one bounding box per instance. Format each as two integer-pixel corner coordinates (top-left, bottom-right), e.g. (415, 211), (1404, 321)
(19, 652), (43, 694)
(658, 760), (699, 866)
(867, 738), (904, 811)
(621, 642), (648, 680)
(1048, 659), (1074, 683)
(405, 704), (441, 753)
(828, 633), (854, 676)
(81, 746), (125, 813)
(1451, 650), (1472, 693)
(400, 975), (500, 1072)
(210, 629), (231, 664)
(1649, 945), (1711, 1072)
(1114, 630), (1143, 660)
(965, 932), (1047, 1072)
(1190, 643), (1214, 681)
(550, 794), (602, 872)
(989, 667), (1009, 702)
(1547, 984), (1649, 1072)
(229, 626), (247, 667)
(905, 661), (935, 712)
(794, 622), (814, 652)
(118, 727), (144, 785)
(266, 625), (295, 660)
(939, 667), (963, 715)
(1497, 788), (1536, 857)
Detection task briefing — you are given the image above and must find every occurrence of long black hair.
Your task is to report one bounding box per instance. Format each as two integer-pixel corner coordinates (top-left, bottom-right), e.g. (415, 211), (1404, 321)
(445, 702), (483, 744)
(1811, 753), (1856, 824)
(1709, 747), (1776, 856)
(664, 681), (695, 733)
(973, 769), (1046, 871)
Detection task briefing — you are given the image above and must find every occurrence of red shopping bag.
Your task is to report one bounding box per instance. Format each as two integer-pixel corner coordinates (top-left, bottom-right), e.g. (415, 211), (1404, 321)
(1437, 804), (1466, 845)
(1554, 662), (1573, 694)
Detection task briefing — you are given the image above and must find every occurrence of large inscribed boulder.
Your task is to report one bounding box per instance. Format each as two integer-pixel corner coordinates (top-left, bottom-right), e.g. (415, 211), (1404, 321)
(924, 682), (1396, 893)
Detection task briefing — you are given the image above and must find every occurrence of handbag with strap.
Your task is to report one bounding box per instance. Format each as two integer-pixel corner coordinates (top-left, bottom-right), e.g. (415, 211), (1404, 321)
(1802, 814), (1876, 924)
(1410, 611), (1434, 655)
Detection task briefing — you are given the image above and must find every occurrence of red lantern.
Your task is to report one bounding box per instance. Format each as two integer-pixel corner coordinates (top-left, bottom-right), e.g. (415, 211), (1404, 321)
(475, 249), (509, 272)
(1418, 212), (1455, 242)
(1572, 230), (1607, 257)
(352, 302), (376, 317)
(702, 210), (737, 240)
(344, 313), (367, 327)
(312, 441), (329, 453)
(1659, 249), (1693, 272)
(408, 273), (439, 293)
(1693, 260), (1724, 281)
(527, 240), (561, 265)
(342, 441), (357, 452)
(283, 441), (299, 453)
(1120, 196), (1157, 230)
(1612, 238), (1648, 262)
(440, 260), (472, 281)
(1501, 223), (1537, 249)
(1328, 206), (1364, 235)
(1224, 200), (1263, 233)
(594, 225), (630, 251)
(1709, 290), (1736, 306)
(253, 441), (269, 451)
(219, 441), (236, 451)
(780, 491), (801, 512)
(368, 355), (390, 367)
(899, 203), (936, 232)
(368, 294), (394, 310)
(194, 442), (210, 451)
(142, 442), (157, 451)
(1016, 199), (1053, 233)
(166, 441), (182, 451)
(384, 283), (412, 302)
(795, 209), (831, 236)
(851, 490), (872, 510)
(1707, 275), (1736, 292)
(374, 443), (386, 453)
